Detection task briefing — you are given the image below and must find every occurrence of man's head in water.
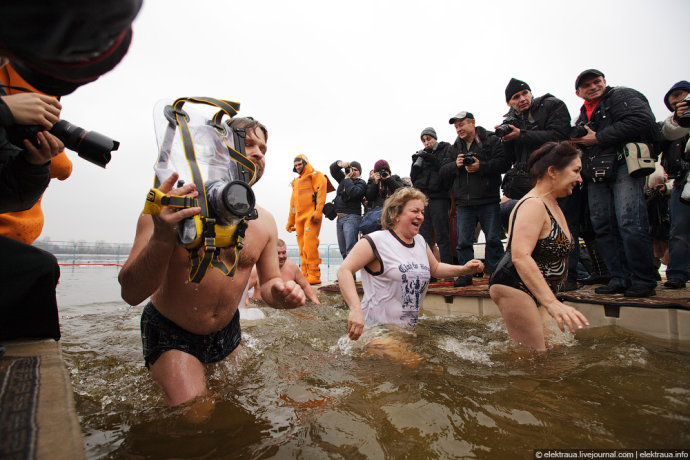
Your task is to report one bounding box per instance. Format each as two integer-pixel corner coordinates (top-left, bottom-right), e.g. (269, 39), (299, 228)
(277, 238), (288, 268)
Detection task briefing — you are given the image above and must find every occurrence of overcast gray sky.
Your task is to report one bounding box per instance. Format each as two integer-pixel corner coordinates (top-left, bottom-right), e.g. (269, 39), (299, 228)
(40, 0), (688, 246)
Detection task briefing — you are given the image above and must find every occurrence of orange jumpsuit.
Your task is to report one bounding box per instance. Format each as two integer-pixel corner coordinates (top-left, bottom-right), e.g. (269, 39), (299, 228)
(0, 64), (73, 244)
(286, 155), (327, 284)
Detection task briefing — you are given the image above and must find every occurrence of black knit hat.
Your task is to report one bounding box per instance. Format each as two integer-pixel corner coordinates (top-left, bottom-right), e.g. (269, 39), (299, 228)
(420, 127), (437, 140)
(505, 78), (531, 102)
(664, 80), (690, 111)
(350, 161), (362, 172)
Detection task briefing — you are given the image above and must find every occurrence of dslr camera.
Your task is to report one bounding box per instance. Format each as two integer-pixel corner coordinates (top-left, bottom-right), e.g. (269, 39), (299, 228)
(462, 153), (477, 166)
(494, 116), (520, 138)
(569, 121), (596, 139)
(378, 169), (390, 179)
(8, 119), (119, 168)
(412, 150), (427, 170)
(677, 94), (690, 128)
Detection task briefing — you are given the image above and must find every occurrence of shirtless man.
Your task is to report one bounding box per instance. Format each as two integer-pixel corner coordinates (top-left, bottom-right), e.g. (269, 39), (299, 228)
(247, 239), (320, 304)
(118, 117), (306, 406)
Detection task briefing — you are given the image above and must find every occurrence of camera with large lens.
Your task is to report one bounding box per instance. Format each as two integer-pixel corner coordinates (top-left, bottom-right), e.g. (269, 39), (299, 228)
(569, 121), (596, 139)
(677, 94), (690, 128)
(463, 153), (477, 166)
(178, 179), (256, 246)
(378, 169), (390, 179)
(412, 150), (425, 170)
(7, 119), (119, 168)
(495, 116), (520, 138)
(344, 166), (351, 174)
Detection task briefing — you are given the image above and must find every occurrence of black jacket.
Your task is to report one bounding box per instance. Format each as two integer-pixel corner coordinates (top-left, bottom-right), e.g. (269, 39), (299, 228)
(329, 161), (367, 215)
(365, 174), (404, 208)
(502, 93), (571, 166)
(575, 86), (657, 182)
(440, 126), (510, 207)
(409, 141), (453, 199)
(0, 91), (51, 213)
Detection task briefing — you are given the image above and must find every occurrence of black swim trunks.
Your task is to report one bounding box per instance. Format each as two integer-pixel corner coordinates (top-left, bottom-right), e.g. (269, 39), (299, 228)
(140, 302), (242, 368)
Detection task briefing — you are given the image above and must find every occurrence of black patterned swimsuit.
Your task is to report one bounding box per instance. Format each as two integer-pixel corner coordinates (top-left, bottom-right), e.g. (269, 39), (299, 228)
(489, 197), (574, 302)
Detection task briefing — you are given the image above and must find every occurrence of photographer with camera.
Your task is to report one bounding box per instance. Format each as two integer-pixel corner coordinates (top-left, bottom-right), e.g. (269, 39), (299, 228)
(0, 58), (69, 341)
(410, 127), (454, 264)
(365, 159), (404, 208)
(497, 78), (571, 203)
(329, 160), (367, 260)
(0, 1), (140, 342)
(119, 117), (307, 407)
(659, 80), (690, 289)
(440, 112), (510, 287)
(571, 69), (658, 297)
(497, 78), (582, 290)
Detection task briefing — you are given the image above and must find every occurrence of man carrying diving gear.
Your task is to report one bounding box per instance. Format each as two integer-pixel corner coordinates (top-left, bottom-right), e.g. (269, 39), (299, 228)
(119, 117), (306, 407)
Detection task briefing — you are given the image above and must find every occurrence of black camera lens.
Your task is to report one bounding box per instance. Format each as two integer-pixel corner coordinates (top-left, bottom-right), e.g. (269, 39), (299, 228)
(495, 123), (512, 138)
(220, 181), (255, 218)
(678, 95), (690, 128)
(51, 120), (119, 168)
(569, 125), (588, 138)
(344, 167), (351, 174)
(463, 155), (476, 166)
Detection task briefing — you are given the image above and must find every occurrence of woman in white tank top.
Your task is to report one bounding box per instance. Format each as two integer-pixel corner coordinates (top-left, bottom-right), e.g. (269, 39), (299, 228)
(337, 188), (484, 345)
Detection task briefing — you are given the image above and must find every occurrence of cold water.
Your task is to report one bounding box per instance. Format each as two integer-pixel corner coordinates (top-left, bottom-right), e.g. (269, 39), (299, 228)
(57, 266), (690, 459)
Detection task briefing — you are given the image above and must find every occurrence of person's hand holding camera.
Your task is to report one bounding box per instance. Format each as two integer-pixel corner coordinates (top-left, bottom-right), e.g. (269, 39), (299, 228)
(2, 92), (62, 130)
(23, 131), (65, 165)
(674, 99), (689, 120)
(465, 157), (480, 173)
(2, 92), (65, 165)
(571, 124), (598, 146)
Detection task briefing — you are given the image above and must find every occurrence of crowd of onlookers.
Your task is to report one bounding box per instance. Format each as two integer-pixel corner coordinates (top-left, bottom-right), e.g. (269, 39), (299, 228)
(326, 71), (690, 298)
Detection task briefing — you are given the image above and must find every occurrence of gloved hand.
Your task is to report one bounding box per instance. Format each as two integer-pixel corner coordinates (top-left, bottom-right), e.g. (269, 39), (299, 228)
(286, 224), (296, 233)
(310, 213), (321, 225)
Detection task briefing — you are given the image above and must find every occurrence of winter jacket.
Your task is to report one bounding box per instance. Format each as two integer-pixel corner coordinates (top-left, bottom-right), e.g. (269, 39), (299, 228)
(365, 174), (404, 208)
(329, 161), (366, 215)
(439, 126), (510, 207)
(409, 141), (453, 199)
(575, 86), (657, 182)
(502, 93), (571, 166)
(661, 115), (690, 190)
(0, 89), (51, 213)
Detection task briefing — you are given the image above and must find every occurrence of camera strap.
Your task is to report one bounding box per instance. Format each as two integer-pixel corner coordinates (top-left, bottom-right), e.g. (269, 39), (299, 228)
(152, 96), (257, 283)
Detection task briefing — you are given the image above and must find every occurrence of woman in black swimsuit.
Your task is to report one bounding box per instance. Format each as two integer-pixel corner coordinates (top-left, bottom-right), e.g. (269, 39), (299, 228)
(490, 142), (589, 351)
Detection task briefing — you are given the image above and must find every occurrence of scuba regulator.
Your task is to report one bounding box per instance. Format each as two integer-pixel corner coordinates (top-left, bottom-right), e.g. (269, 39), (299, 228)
(143, 97), (258, 283)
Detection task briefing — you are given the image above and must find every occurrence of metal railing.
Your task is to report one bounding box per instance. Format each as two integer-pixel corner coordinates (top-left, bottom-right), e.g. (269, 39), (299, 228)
(33, 240), (345, 280)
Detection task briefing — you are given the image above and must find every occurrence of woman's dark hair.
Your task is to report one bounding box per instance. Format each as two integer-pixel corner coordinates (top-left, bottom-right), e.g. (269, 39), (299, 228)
(527, 141), (581, 181)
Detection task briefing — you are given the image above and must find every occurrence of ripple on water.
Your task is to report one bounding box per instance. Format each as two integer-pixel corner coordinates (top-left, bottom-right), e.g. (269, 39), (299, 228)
(56, 268), (690, 458)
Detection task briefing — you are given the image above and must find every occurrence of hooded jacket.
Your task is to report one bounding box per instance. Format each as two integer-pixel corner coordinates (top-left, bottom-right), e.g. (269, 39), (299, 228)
(287, 154), (327, 226)
(440, 126), (510, 207)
